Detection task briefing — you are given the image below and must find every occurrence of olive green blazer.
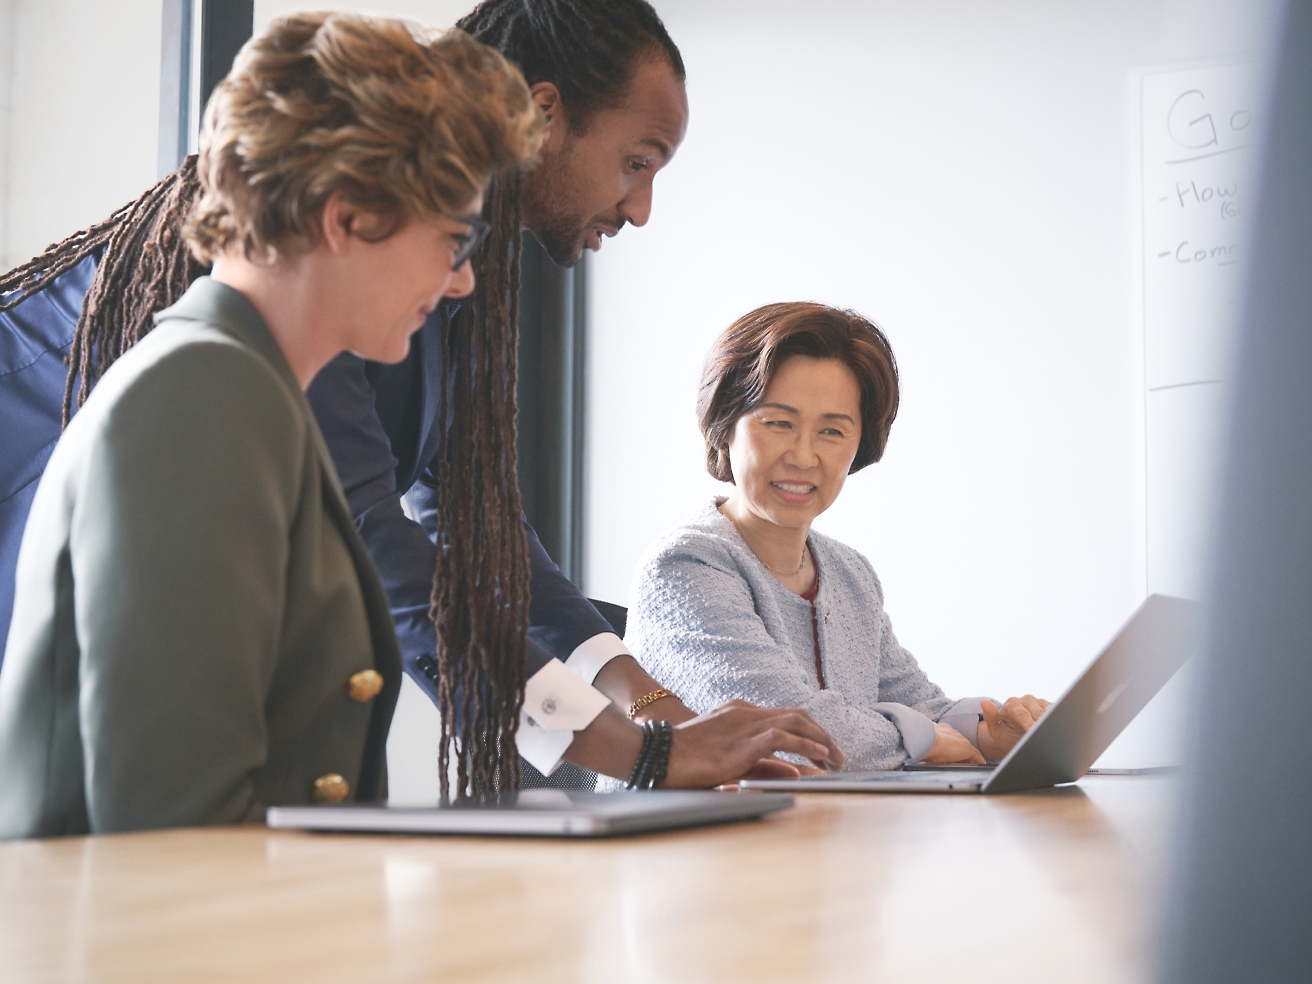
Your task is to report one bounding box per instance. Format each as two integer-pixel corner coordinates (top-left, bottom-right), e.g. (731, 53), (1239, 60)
(0, 277), (401, 838)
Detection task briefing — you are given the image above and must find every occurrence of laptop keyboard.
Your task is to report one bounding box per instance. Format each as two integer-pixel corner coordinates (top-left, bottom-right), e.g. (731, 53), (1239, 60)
(802, 769), (994, 785)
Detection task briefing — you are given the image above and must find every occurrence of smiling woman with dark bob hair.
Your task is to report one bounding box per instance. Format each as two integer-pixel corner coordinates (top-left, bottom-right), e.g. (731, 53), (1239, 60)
(698, 302), (901, 484)
(627, 301), (1050, 770)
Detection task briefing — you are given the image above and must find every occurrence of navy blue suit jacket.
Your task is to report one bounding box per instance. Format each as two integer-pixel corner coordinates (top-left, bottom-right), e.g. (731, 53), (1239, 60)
(305, 307), (614, 700)
(0, 265), (614, 696)
(0, 257), (95, 652)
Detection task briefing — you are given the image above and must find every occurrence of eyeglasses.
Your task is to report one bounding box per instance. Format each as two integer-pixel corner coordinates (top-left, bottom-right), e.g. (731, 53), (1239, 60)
(449, 214), (492, 270)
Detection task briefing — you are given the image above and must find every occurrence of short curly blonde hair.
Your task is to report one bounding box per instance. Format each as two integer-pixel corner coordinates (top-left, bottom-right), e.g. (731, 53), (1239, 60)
(185, 12), (544, 263)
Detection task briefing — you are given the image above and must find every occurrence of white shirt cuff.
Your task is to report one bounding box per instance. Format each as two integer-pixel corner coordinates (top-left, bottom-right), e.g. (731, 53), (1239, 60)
(516, 709), (578, 776)
(563, 632), (631, 685)
(514, 658), (612, 776)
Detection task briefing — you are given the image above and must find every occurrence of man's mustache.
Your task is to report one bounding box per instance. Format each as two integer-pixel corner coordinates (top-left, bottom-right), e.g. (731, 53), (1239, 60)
(593, 216), (627, 237)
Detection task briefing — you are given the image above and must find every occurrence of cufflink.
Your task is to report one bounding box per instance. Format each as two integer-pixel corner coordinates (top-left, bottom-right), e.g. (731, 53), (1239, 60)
(523, 659), (612, 731)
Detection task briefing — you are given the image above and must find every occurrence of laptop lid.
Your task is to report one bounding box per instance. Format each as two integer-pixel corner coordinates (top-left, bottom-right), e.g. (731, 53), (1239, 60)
(982, 593), (1198, 792)
(266, 789), (795, 838)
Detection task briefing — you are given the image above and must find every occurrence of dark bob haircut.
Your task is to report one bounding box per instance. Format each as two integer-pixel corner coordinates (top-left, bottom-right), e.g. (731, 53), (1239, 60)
(697, 301), (900, 484)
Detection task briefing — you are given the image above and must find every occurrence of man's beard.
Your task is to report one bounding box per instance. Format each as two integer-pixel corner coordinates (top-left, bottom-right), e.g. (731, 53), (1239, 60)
(529, 211), (587, 268)
(522, 137), (587, 267)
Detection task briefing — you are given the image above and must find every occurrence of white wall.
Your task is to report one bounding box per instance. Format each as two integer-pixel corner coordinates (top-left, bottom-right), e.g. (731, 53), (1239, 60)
(253, 0), (472, 34)
(0, 0), (14, 266)
(584, 0), (1280, 763)
(0, 2), (474, 272)
(0, 0), (162, 271)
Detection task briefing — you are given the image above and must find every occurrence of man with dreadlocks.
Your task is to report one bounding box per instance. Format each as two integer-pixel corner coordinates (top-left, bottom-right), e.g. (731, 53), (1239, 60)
(0, 0), (844, 796)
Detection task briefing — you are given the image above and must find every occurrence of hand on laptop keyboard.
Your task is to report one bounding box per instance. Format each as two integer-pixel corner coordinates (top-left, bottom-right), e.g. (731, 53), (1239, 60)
(979, 696), (1052, 762)
(921, 723), (987, 765)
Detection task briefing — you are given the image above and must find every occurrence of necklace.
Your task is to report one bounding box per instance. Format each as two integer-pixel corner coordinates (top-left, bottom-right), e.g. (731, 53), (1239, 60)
(761, 543), (809, 577)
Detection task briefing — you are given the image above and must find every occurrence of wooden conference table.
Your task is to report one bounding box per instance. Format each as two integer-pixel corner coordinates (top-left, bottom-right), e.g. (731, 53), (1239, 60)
(0, 776), (1175, 984)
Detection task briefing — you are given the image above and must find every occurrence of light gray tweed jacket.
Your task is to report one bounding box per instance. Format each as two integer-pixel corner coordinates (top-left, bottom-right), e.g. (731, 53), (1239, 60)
(627, 500), (985, 770)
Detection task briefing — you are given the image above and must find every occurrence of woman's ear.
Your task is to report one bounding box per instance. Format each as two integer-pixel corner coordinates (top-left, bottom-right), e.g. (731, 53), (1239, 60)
(319, 190), (354, 256)
(320, 192), (395, 253)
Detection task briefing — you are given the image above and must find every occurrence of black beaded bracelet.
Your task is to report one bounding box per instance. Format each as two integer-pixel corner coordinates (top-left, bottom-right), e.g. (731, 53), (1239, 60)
(625, 720), (673, 790)
(625, 721), (656, 789)
(649, 720), (672, 788)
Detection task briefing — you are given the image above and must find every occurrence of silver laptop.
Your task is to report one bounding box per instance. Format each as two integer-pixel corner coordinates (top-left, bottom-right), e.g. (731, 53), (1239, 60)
(741, 594), (1197, 795)
(267, 789), (794, 837)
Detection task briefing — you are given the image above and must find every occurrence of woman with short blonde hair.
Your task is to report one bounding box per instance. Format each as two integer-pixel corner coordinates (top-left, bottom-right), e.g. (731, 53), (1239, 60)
(0, 12), (542, 837)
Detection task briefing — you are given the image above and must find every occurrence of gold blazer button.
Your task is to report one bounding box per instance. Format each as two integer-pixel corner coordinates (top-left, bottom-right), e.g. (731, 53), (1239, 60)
(347, 669), (384, 703)
(313, 774), (350, 804)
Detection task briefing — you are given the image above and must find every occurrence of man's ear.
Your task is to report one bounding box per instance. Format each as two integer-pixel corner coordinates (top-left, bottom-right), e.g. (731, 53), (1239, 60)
(319, 190), (355, 256)
(529, 80), (569, 150)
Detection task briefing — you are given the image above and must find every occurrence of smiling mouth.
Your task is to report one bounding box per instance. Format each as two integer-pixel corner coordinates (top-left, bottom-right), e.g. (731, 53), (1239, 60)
(772, 482), (817, 495)
(587, 223), (622, 249)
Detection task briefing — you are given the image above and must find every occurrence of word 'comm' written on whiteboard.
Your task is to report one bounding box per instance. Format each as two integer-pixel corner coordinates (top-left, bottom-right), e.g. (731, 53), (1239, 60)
(1140, 62), (1257, 599)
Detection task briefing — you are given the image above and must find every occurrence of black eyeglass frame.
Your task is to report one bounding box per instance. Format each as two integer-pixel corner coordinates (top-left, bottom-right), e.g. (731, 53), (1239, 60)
(450, 214), (492, 269)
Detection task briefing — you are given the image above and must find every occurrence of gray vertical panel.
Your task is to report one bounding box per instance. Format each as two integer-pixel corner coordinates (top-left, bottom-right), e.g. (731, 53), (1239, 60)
(516, 232), (564, 572)
(158, 0), (253, 177)
(1160, 2), (1312, 981)
(565, 255), (587, 584)
(515, 233), (587, 585)
(156, 0), (191, 178)
(198, 0), (253, 114)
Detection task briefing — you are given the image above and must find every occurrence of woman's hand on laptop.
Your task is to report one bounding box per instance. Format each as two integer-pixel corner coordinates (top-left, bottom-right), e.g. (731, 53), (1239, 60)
(977, 696), (1052, 762)
(921, 722), (987, 765)
(664, 701), (844, 788)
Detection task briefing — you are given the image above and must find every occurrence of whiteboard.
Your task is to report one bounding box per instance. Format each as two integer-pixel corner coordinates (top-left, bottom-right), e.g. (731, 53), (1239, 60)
(1099, 62), (1259, 768)
(1140, 62), (1257, 599)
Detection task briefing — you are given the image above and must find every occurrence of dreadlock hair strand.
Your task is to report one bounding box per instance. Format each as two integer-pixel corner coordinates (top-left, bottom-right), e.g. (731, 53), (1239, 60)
(432, 170), (530, 797)
(425, 0), (684, 796)
(0, 219), (118, 308)
(0, 156), (207, 426)
(72, 158), (206, 425)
